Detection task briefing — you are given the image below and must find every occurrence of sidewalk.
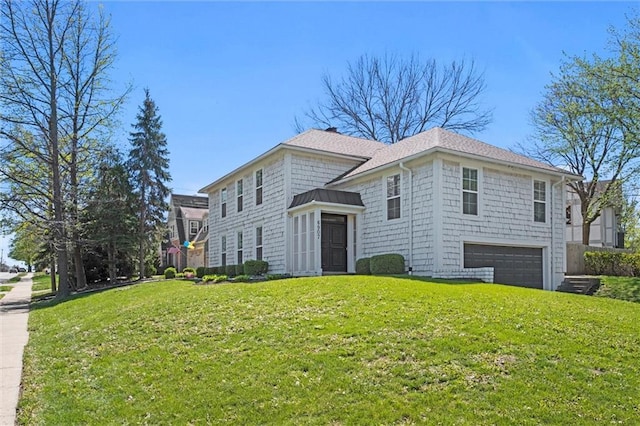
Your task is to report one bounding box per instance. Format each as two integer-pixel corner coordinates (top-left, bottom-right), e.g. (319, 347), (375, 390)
(0, 274), (33, 426)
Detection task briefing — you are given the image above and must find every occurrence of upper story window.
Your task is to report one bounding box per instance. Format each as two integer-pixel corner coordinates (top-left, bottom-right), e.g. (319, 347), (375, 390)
(255, 169), (263, 206)
(237, 179), (244, 212)
(203, 216), (209, 232)
(386, 174), (401, 220)
(221, 188), (227, 218)
(566, 205), (572, 225)
(189, 220), (199, 236)
(256, 226), (263, 260)
(534, 180), (546, 223)
(221, 235), (227, 266)
(462, 167), (478, 215)
(237, 231), (243, 264)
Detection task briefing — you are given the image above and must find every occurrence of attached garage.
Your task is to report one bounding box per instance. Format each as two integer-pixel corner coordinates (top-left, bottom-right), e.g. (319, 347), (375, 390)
(463, 244), (543, 289)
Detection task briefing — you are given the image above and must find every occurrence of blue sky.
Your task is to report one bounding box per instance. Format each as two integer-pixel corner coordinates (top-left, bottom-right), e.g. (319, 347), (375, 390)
(1, 1), (635, 266)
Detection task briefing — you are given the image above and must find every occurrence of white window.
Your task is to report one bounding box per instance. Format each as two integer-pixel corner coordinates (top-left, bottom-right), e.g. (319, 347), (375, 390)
(534, 180), (546, 223)
(255, 226), (263, 260)
(221, 188), (227, 218)
(189, 220), (199, 236)
(221, 235), (227, 266)
(237, 180), (244, 212)
(386, 174), (401, 220)
(237, 231), (243, 264)
(462, 167), (478, 216)
(255, 169), (263, 206)
(203, 216), (209, 232)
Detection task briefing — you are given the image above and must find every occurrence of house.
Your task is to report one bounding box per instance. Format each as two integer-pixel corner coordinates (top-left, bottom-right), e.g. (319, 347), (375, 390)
(162, 194), (209, 271)
(565, 181), (624, 248)
(199, 127), (580, 290)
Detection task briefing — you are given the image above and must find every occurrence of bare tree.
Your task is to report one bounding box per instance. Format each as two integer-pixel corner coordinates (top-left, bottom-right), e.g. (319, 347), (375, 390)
(297, 54), (492, 143)
(0, 0), (128, 297)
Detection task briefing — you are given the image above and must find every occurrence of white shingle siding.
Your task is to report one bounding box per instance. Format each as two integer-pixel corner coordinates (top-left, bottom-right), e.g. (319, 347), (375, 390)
(201, 128), (571, 288)
(289, 153), (362, 201)
(208, 155), (287, 272)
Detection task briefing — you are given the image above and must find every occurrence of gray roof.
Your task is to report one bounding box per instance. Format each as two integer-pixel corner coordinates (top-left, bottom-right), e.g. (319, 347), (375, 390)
(340, 127), (575, 180)
(289, 188), (364, 209)
(284, 129), (385, 159)
(171, 194), (209, 209)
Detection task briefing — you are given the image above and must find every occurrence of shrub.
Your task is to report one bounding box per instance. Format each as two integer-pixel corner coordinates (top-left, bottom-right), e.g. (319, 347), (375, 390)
(202, 274), (228, 283)
(182, 267), (196, 278)
(370, 254), (405, 275)
(585, 252), (640, 277)
(225, 264), (237, 277)
(196, 267), (206, 278)
(145, 264), (157, 278)
(244, 260), (269, 275)
(176, 272), (184, 278)
(236, 264), (245, 276)
(234, 274), (252, 282)
(164, 267), (177, 279)
(355, 258), (371, 275)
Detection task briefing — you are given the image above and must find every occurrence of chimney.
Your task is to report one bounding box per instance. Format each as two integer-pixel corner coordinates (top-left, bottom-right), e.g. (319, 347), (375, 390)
(324, 127), (339, 133)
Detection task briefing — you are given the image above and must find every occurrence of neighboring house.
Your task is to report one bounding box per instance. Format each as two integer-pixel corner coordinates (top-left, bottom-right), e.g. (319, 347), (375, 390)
(199, 127), (580, 290)
(162, 194), (209, 271)
(565, 181), (624, 248)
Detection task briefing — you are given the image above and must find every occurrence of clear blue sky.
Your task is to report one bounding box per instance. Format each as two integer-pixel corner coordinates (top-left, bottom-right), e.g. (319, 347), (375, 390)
(1, 1), (635, 267)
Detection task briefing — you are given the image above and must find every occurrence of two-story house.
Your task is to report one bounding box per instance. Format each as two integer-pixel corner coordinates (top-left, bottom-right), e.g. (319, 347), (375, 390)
(199, 128), (580, 290)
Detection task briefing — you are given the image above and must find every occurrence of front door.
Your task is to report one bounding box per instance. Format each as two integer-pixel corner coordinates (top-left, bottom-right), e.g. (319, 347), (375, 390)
(321, 214), (347, 272)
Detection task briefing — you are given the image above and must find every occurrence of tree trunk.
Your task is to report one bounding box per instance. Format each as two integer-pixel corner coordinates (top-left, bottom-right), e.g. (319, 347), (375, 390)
(582, 221), (592, 246)
(49, 258), (57, 293)
(108, 242), (117, 285)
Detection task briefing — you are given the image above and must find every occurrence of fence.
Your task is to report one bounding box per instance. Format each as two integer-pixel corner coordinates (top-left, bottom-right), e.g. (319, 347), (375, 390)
(566, 243), (630, 275)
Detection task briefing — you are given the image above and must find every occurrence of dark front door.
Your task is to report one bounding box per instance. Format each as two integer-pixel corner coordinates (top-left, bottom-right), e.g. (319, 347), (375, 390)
(321, 214), (347, 272)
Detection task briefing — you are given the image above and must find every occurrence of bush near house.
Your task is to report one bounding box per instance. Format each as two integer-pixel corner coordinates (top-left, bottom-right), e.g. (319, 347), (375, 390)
(182, 267), (196, 279)
(234, 274), (252, 282)
(164, 267), (176, 279)
(225, 264), (239, 277)
(202, 274), (228, 283)
(196, 267), (207, 278)
(356, 258), (371, 275)
(584, 252), (640, 276)
(244, 260), (268, 275)
(370, 254), (405, 275)
(236, 264), (245, 276)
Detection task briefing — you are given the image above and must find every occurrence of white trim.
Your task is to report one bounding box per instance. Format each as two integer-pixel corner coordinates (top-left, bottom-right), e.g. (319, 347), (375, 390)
(199, 142), (371, 194)
(433, 157), (443, 271)
(284, 153), (292, 273)
(533, 179), (548, 224)
(255, 168), (263, 206)
(326, 145), (581, 188)
(384, 171), (402, 221)
(461, 165), (481, 217)
(288, 200), (365, 215)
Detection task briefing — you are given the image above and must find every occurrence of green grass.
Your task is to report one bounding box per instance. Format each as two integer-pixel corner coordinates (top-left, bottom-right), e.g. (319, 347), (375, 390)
(596, 276), (640, 303)
(0, 285), (13, 292)
(7, 274), (22, 283)
(30, 273), (55, 292)
(18, 276), (640, 425)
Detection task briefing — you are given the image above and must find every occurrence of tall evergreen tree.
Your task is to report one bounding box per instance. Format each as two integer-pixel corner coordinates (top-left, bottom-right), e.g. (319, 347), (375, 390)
(84, 150), (137, 284)
(127, 89), (171, 279)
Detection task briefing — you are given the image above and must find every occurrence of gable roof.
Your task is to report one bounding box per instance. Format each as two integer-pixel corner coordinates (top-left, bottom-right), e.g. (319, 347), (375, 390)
(199, 129), (383, 193)
(284, 129), (385, 159)
(337, 127), (579, 182)
(171, 194), (209, 209)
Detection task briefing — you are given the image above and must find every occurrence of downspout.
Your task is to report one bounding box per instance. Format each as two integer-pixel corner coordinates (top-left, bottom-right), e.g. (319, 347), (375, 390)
(551, 177), (566, 290)
(399, 162), (413, 274)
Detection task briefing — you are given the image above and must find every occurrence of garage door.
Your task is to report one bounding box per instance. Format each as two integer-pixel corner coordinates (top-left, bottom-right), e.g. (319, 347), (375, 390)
(463, 244), (543, 289)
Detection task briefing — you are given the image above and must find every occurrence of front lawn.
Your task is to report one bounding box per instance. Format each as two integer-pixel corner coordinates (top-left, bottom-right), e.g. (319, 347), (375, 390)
(30, 273), (55, 292)
(596, 276), (640, 303)
(19, 276), (640, 424)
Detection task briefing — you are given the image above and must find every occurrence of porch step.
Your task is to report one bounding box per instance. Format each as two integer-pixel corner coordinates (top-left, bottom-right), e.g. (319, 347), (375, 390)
(557, 276), (601, 295)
